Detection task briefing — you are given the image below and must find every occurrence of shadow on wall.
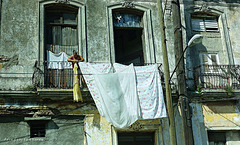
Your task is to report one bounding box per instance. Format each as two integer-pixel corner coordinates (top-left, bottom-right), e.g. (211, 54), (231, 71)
(93, 113), (101, 129)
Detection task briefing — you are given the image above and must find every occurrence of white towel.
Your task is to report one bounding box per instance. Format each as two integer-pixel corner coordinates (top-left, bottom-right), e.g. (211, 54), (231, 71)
(47, 51), (72, 69)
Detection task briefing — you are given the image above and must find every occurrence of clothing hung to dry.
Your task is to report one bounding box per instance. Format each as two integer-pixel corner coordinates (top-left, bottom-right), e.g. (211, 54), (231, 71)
(79, 62), (167, 128)
(73, 63), (83, 102)
(47, 50), (72, 69)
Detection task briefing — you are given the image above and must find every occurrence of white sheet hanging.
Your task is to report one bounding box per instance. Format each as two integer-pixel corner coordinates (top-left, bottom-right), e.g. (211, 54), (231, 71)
(46, 51), (72, 69)
(79, 62), (167, 128)
(114, 63), (167, 119)
(79, 62), (139, 128)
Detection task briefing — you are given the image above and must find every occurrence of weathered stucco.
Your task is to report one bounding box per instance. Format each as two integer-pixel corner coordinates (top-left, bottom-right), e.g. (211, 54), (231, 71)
(0, 116), (84, 145)
(1, 0), (240, 145)
(202, 102), (240, 130)
(191, 101), (240, 145)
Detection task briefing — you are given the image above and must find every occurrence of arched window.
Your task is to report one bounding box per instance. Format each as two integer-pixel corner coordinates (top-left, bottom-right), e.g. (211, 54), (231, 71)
(45, 4), (79, 55)
(39, 1), (86, 89)
(107, 4), (155, 65)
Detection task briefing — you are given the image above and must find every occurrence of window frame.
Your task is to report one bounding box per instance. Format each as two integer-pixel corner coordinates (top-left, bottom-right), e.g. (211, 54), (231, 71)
(39, 0), (86, 66)
(199, 52), (220, 73)
(191, 13), (219, 33)
(117, 131), (155, 145)
(107, 4), (156, 64)
(112, 11), (145, 65)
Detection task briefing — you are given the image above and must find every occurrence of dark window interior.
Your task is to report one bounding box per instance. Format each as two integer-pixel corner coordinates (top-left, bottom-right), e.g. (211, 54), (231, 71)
(45, 4), (78, 55)
(118, 132), (155, 145)
(28, 121), (46, 138)
(113, 10), (144, 65)
(208, 131), (226, 145)
(43, 4), (78, 89)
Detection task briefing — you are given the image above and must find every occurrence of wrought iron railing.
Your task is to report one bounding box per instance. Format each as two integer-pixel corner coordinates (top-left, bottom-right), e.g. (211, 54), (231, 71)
(38, 61), (164, 89)
(194, 65), (240, 90)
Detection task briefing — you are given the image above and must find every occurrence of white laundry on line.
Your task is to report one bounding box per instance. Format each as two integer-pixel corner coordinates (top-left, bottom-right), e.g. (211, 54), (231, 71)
(114, 63), (167, 119)
(79, 62), (167, 128)
(79, 62), (140, 128)
(46, 51), (72, 69)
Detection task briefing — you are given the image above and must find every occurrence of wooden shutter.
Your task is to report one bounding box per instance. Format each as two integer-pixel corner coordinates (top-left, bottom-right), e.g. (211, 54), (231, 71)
(192, 18), (205, 31)
(205, 19), (219, 32)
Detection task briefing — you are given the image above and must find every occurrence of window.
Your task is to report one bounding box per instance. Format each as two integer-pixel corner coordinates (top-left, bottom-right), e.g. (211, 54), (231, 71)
(200, 53), (219, 73)
(208, 131), (226, 145)
(45, 4), (78, 53)
(191, 13), (219, 32)
(118, 132), (155, 145)
(28, 121), (46, 138)
(113, 10), (144, 65)
(44, 4), (79, 88)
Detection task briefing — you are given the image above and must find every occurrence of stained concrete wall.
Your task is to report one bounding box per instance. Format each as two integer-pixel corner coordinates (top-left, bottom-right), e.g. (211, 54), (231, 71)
(84, 106), (185, 145)
(0, 116), (84, 145)
(0, 0), (39, 90)
(224, 6), (240, 64)
(0, 0), (166, 90)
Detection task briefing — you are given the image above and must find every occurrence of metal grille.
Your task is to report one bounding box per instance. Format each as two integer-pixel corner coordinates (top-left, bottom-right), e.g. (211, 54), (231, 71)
(194, 65), (240, 89)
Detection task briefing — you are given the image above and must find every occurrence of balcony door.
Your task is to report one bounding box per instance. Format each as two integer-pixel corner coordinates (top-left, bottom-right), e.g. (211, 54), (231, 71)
(44, 4), (78, 88)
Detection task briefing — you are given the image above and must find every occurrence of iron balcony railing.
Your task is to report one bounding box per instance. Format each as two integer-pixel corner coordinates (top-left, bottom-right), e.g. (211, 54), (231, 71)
(38, 61), (164, 89)
(194, 64), (240, 90)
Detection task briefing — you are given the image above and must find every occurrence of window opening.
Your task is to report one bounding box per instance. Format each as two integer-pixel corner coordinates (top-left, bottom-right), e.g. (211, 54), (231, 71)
(200, 53), (219, 73)
(45, 4), (78, 55)
(113, 10), (144, 65)
(208, 131), (226, 145)
(44, 4), (79, 89)
(191, 13), (219, 32)
(29, 121), (46, 138)
(118, 132), (155, 145)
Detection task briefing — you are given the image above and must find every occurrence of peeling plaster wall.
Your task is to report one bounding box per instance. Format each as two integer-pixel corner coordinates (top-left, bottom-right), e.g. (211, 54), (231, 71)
(0, 0), (39, 90)
(191, 102), (240, 145)
(85, 114), (112, 145)
(0, 116), (84, 145)
(202, 102), (240, 130)
(84, 106), (185, 145)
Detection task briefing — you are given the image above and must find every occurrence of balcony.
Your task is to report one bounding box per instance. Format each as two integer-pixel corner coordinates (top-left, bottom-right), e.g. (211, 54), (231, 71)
(36, 61), (165, 89)
(194, 65), (240, 90)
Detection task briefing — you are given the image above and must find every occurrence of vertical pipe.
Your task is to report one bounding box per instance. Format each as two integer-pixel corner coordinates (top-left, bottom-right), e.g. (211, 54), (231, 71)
(157, 0), (177, 145)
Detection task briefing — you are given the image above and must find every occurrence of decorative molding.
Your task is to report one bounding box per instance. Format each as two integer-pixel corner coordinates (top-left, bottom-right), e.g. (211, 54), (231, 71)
(122, 1), (135, 8)
(128, 121), (142, 131)
(55, 0), (70, 4)
(199, 5), (211, 12)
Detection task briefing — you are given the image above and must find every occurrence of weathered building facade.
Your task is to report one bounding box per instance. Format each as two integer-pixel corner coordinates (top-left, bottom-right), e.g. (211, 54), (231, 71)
(0, 0), (240, 145)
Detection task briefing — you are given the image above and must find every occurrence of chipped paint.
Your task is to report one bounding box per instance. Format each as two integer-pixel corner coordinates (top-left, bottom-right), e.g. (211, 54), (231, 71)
(202, 102), (240, 129)
(85, 114), (112, 145)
